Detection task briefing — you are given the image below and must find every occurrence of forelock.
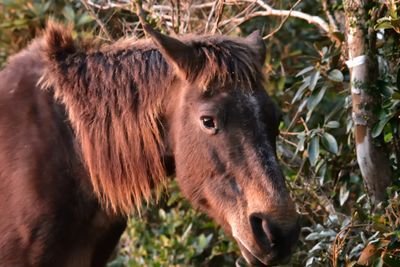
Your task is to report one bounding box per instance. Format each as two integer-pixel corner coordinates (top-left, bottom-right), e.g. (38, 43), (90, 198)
(182, 36), (265, 92)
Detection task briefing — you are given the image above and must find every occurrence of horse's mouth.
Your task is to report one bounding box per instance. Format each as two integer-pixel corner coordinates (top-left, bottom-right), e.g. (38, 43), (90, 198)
(235, 238), (290, 267)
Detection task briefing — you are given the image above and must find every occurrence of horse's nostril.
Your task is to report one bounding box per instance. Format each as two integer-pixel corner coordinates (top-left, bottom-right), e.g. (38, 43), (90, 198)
(261, 218), (276, 247)
(249, 214), (278, 249)
(247, 214), (300, 265)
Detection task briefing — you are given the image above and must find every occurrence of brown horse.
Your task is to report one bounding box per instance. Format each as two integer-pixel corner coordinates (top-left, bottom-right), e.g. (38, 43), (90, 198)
(0, 22), (299, 266)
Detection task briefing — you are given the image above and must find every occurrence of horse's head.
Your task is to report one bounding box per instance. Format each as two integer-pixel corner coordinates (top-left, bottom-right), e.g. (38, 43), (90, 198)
(146, 27), (300, 266)
(42, 21), (299, 265)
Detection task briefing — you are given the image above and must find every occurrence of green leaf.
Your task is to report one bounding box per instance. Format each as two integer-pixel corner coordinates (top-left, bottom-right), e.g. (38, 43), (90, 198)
(196, 234), (213, 254)
(292, 82), (309, 103)
(307, 85), (327, 111)
(322, 132), (338, 154)
(160, 234), (170, 246)
(374, 257), (384, 267)
(339, 183), (350, 206)
(296, 132), (306, 152)
(326, 121), (340, 128)
(63, 5), (76, 23)
(277, 76), (286, 91)
(372, 115), (393, 138)
(375, 21), (395, 31)
(158, 209), (166, 220)
(306, 257), (315, 267)
(181, 223), (193, 241)
(392, 92), (400, 100)
(42, 1), (51, 13)
(384, 132), (393, 143)
(305, 232), (322, 241)
(346, 117), (353, 134)
(328, 69), (344, 82)
(77, 13), (94, 26)
(309, 71), (320, 91)
(296, 66), (314, 77)
(0, 19), (28, 29)
(308, 136), (320, 166)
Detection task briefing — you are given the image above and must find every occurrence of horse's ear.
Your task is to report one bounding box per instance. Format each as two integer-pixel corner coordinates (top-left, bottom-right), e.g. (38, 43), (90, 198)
(143, 25), (194, 79)
(246, 30), (266, 66)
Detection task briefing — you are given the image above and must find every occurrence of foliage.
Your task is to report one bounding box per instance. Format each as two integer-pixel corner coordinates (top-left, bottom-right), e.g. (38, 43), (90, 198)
(0, 0), (93, 66)
(1, 0), (399, 266)
(108, 182), (239, 267)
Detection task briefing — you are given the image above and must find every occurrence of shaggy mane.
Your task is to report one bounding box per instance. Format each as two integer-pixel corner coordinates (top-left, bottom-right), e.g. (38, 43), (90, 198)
(41, 21), (264, 215)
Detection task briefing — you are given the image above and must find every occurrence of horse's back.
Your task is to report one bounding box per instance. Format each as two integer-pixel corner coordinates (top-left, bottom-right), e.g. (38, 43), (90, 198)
(0, 39), (125, 267)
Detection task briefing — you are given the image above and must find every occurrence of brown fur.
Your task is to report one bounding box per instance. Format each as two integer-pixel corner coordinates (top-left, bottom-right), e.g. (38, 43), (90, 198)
(41, 21), (266, 215)
(0, 21), (299, 266)
(0, 35), (126, 266)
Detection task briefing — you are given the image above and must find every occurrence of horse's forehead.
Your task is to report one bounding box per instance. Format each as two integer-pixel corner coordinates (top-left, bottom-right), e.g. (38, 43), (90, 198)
(212, 90), (263, 111)
(246, 93), (261, 119)
(232, 90), (262, 111)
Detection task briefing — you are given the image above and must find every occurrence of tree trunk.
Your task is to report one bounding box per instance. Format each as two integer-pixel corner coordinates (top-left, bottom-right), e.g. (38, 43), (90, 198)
(344, 0), (392, 204)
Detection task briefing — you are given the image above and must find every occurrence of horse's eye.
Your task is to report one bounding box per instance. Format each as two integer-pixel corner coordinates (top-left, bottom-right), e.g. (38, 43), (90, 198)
(202, 116), (215, 128)
(200, 116), (218, 134)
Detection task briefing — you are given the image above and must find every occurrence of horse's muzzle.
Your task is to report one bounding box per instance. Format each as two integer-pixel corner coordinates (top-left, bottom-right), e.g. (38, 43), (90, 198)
(235, 215), (300, 266)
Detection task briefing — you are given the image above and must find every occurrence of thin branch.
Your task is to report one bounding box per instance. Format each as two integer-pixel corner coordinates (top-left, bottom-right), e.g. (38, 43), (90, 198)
(85, 0), (332, 39)
(279, 135), (299, 148)
(135, 0), (148, 30)
(86, 0), (131, 10)
(322, 0), (339, 32)
(225, 9), (329, 33)
(184, 3), (191, 33)
(176, 0), (181, 33)
(219, 2), (257, 33)
(204, 1), (219, 33)
(81, 0), (113, 41)
(263, 0), (302, 40)
(192, 1), (244, 9)
(170, 0), (176, 31)
(211, 0), (225, 34)
(252, 0), (330, 33)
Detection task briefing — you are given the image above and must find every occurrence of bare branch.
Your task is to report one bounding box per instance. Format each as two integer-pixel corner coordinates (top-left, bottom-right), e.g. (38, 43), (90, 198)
(134, 0), (148, 30)
(86, 0), (131, 10)
(224, 9), (330, 34)
(263, 0), (302, 40)
(322, 0), (339, 32)
(219, 2), (257, 32)
(176, 0), (181, 33)
(86, 1), (216, 11)
(191, 2), (217, 9)
(85, 0), (332, 38)
(204, 1), (219, 33)
(252, 0), (330, 33)
(81, 0), (113, 41)
(211, 0), (225, 34)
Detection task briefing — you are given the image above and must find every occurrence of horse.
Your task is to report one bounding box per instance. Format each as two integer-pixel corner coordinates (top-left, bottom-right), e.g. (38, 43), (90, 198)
(0, 21), (299, 266)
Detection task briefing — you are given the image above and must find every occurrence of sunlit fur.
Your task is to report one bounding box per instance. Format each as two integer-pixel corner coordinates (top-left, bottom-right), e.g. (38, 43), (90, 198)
(41, 22), (266, 216)
(0, 21), (300, 266)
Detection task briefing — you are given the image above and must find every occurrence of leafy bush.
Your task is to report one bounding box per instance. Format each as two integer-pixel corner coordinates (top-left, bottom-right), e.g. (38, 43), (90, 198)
(108, 182), (239, 267)
(1, 1), (399, 266)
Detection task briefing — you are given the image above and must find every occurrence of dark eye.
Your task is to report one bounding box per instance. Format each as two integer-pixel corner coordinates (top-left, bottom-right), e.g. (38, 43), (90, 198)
(200, 116), (218, 134)
(202, 116), (215, 128)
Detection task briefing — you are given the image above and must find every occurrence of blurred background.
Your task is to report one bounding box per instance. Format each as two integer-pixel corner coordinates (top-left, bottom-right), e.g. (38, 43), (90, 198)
(0, 0), (399, 266)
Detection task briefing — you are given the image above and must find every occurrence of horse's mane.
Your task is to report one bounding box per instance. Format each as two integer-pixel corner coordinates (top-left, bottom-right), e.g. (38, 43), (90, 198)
(41, 22), (264, 215)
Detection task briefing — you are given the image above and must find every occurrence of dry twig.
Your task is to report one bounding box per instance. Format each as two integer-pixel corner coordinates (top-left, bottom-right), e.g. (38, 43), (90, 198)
(86, 0), (130, 10)
(85, 0), (336, 44)
(263, 0), (302, 40)
(204, 0), (219, 33)
(81, 0), (113, 40)
(253, 0), (330, 33)
(322, 0), (339, 32)
(211, 0), (225, 34)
